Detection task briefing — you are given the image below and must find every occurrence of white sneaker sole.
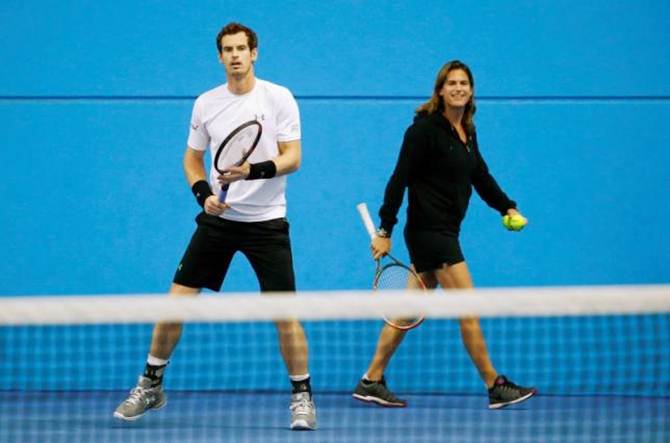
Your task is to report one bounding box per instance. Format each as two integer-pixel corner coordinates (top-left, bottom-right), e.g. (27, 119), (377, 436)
(290, 418), (316, 430)
(489, 391), (536, 409)
(113, 399), (167, 421)
(352, 393), (406, 408)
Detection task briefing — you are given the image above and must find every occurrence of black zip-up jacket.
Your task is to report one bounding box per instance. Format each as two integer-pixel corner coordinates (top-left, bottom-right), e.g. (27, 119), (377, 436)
(379, 112), (516, 236)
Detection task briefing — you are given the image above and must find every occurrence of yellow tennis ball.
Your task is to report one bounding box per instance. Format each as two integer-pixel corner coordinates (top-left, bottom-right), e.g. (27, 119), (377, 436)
(502, 214), (528, 231)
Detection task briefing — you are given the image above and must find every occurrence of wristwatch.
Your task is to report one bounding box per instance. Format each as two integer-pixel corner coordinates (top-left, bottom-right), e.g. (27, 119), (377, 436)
(376, 228), (389, 238)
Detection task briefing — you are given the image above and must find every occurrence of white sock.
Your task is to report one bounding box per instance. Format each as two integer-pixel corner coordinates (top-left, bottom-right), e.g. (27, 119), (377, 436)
(289, 373), (310, 382)
(147, 355), (169, 367)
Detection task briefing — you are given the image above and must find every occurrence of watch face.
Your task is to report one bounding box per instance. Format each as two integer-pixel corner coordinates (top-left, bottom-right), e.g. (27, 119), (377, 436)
(377, 228), (389, 238)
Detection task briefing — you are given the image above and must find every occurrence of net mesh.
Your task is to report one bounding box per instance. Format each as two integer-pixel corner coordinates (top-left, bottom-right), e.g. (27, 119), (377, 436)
(1, 285), (669, 443)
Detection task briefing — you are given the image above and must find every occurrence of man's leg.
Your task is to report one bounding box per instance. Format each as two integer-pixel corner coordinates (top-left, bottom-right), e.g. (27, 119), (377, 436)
(114, 221), (232, 421)
(113, 284), (199, 421)
(144, 284), (200, 386)
(274, 319), (309, 376)
(149, 284), (200, 360)
(242, 218), (316, 430)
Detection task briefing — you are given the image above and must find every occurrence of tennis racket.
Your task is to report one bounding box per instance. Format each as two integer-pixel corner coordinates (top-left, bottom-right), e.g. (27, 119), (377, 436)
(213, 120), (263, 202)
(356, 202), (426, 330)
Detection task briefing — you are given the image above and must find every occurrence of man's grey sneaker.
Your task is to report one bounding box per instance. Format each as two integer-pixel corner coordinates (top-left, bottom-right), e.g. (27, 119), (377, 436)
(113, 376), (167, 421)
(488, 375), (536, 409)
(289, 392), (317, 430)
(352, 377), (407, 407)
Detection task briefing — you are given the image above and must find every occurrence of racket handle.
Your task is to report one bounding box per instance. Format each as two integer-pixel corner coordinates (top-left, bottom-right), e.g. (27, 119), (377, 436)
(356, 202), (377, 239)
(219, 184), (230, 203)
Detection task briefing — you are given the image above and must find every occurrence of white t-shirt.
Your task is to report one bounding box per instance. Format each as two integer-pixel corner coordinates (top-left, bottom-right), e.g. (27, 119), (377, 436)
(187, 78), (301, 222)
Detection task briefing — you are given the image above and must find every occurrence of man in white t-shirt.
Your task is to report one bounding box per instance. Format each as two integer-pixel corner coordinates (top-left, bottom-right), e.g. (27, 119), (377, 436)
(113, 22), (317, 431)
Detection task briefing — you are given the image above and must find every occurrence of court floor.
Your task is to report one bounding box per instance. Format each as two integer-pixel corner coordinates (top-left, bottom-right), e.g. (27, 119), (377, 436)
(1, 391), (668, 442)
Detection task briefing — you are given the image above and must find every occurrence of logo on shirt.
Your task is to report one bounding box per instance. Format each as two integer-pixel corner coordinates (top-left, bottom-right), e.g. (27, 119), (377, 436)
(254, 113), (266, 121)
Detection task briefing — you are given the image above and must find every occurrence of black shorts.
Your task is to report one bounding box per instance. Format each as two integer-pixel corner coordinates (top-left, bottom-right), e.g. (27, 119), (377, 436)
(173, 213), (295, 292)
(403, 228), (465, 273)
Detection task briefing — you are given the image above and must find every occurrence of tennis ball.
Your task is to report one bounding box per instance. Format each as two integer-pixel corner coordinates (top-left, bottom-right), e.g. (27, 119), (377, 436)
(502, 214), (528, 231)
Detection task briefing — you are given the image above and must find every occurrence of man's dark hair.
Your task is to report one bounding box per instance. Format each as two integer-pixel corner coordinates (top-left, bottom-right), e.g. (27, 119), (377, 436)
(216, 22), (258, 54)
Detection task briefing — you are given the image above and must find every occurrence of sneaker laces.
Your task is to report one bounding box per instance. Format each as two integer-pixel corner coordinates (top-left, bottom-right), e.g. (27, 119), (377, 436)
(499, 383), (518, 394)
(125, 386), (150, 406)
(290, 393), (314, 414)
(495, 379), (522, 396)
(377, 378), (402, 400)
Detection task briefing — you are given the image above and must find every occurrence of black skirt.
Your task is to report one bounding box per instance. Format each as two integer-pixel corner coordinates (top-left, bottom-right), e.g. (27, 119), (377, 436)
(403, 227), (465, 273)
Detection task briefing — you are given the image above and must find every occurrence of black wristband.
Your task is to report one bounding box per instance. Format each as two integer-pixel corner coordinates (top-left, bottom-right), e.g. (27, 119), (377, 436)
(247, 160), (277, 180)
(191, 180), (213, 208)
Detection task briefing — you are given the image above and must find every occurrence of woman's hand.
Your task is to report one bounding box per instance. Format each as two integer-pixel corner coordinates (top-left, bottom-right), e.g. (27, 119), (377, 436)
(503, 208), (528, 231)
(371, 236), (391, 260)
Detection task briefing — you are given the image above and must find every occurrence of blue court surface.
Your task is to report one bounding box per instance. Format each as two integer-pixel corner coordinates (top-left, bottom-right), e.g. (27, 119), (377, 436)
(1, 391), (667, 443)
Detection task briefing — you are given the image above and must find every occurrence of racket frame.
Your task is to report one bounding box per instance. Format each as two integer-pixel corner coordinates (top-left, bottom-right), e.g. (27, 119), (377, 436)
(356, 202), (426, 330)
(213, 120), (263, 202)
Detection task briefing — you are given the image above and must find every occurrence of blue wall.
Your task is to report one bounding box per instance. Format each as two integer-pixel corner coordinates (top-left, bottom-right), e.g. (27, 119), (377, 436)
(1, 1), (669, 295)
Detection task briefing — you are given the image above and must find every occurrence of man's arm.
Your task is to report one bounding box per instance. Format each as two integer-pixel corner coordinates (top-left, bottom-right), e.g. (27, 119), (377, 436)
(217, 139), (301, 184)
(184, 146), (227, 215)
(273, 139), (301, 176)
(183, 146), (207, 185)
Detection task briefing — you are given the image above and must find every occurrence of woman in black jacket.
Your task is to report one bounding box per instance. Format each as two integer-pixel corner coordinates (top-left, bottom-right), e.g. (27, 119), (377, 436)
(352, 60), (536, 410)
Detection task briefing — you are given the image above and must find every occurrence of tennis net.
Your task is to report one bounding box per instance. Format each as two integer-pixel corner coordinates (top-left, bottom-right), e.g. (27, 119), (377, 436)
(1, 285), (668, 442)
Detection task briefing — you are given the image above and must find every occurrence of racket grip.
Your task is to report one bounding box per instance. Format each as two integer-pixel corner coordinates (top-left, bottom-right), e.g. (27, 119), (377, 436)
(356, 203), (377, 239)
(218, 184), (230, 203)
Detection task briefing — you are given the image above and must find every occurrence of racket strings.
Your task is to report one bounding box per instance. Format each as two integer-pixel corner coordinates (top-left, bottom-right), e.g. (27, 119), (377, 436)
(375, 264), (419, 290)
(215, 125), (261, 171)
(375, 263), (426, 330)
